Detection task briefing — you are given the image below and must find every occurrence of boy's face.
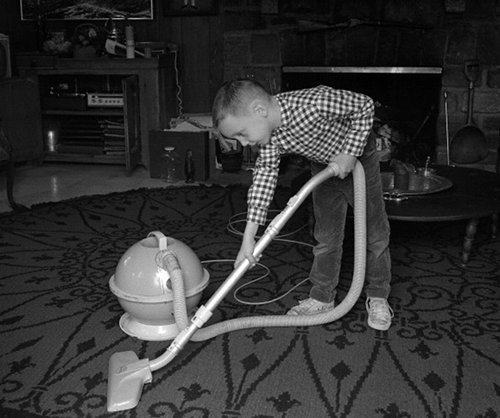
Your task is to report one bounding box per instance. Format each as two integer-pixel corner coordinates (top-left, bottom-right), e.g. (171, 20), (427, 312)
(217, 101), (273, 147)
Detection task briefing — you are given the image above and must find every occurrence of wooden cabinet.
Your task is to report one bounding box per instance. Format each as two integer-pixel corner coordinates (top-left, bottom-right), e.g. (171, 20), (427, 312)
(17, 54), (177, 173)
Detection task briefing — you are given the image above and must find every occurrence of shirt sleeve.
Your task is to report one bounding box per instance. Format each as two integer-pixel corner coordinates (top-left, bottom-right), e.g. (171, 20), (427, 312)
(318, 87), (374, 157)
(246, 143), (281, 225)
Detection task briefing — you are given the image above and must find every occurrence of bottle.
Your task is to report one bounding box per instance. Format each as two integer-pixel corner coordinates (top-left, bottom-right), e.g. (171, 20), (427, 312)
(105, 18), (119, 41)
(184, 149), (194, 183)
(125, 22), (135, 59)
(161, 146), (180, 184)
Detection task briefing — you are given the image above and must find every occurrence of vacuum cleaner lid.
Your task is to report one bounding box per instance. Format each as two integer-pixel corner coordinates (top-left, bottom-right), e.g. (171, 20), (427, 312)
(112, 232), (205, 299)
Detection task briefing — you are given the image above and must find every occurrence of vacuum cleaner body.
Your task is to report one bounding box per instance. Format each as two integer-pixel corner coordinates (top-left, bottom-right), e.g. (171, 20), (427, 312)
(109, 231), (209, 340)
(107, 161), (367, 412)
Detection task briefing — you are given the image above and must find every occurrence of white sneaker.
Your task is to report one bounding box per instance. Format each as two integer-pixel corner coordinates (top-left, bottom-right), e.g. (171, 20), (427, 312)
(366, 297), (394, 331)
(287, 298), (335, 316)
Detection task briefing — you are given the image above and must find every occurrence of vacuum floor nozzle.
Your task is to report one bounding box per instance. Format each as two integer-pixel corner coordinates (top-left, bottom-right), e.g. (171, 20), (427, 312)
(107, 351), (152, 412)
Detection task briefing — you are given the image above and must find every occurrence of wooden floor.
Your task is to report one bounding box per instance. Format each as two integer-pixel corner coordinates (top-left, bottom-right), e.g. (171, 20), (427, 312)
(0, 161), (305, 214)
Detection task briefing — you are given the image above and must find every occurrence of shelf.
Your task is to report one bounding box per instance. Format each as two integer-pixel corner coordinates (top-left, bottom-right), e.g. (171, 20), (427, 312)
(42, 109), (123, 116)
(16, 54), (171, 73)
(17, 54), (176, 171)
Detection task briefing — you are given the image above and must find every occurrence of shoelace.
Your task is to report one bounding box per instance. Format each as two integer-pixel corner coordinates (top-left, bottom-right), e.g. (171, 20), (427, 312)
(297, 299), (316, 310)
(367, 299), (394, 319)
(296, 298), (333, 312)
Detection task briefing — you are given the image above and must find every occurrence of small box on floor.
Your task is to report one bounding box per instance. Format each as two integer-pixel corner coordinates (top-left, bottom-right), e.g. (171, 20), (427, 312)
(149, 130), (210, 181)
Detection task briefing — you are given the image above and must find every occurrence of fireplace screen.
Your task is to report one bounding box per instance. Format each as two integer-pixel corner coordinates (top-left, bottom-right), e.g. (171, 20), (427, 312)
(282, 66), (442, 166)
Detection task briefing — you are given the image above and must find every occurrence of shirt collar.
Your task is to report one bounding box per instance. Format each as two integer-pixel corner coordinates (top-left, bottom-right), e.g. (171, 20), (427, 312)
(275, 94), (290, 127)
(269, 94), (289, 147)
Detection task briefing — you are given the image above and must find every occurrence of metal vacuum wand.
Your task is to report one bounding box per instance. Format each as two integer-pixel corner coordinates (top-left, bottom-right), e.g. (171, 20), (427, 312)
(107, 162), (356, 412)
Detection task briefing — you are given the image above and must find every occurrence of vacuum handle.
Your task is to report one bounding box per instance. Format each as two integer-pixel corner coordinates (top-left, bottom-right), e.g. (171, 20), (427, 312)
(148, 231), (168, 250)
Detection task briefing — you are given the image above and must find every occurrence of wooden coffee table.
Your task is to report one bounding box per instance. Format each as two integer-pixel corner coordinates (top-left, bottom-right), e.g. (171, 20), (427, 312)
(383, 165), (500, 265)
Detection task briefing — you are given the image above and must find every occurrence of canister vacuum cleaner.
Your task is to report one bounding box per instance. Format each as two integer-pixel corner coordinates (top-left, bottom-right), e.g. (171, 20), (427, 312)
(107, 161), (367, 412)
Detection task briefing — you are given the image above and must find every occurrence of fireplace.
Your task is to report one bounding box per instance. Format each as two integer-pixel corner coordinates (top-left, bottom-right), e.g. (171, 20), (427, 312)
(281, 66), (442, 166)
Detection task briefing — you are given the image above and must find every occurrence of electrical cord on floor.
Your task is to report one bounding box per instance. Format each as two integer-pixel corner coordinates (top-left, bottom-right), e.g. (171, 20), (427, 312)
(172, 49), (183, 117)
(202, 210), (314, 306)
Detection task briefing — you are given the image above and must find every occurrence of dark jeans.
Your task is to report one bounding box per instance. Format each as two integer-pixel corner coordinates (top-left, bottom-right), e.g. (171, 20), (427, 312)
(309, 133), (392, 302)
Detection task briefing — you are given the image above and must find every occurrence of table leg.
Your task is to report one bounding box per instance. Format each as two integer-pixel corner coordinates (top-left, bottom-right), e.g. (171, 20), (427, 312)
(4, 161), (28, 211)
(492, 214), (498, 239)
(462, 218), (479, 266)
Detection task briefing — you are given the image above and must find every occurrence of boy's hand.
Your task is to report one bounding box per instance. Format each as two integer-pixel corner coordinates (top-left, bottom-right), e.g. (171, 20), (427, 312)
(331, 153), (357, 179)
(235, 221), (260, 269)
(235, 237), (256, 268)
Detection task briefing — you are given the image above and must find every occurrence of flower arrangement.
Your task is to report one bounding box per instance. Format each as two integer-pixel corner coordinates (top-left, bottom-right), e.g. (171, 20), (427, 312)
(42, 31), (72, 55)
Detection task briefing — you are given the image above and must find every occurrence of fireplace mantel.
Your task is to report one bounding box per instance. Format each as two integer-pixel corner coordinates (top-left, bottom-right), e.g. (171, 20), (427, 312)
(283, 66), (442, 75)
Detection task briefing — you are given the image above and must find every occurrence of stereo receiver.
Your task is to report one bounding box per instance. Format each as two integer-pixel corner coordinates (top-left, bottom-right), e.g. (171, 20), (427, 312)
(87, 93), (124, 107)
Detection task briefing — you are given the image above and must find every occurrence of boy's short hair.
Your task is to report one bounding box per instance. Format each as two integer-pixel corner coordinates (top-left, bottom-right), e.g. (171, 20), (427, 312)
(212, 79), (270, 128)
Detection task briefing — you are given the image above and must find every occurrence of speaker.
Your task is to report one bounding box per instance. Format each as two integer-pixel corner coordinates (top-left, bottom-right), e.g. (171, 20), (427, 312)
(149, 130), (210, 181)
(0, 34), (12, 79)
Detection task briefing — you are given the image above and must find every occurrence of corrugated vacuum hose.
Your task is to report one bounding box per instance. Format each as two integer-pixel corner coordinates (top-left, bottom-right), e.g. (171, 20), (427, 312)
(107, 161), (367, 412)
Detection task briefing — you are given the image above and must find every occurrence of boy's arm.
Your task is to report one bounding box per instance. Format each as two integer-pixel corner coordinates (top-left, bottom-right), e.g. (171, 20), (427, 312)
(246, 144), (280, 225)
(338, 91), (374, 157)
(236, 144), (280, 267)
(321, 87), (374, 176)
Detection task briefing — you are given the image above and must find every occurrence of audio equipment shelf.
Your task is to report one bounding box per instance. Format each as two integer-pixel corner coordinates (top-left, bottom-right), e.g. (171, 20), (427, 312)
(17, 54), (177, 175)
(42, 109), (124, 116)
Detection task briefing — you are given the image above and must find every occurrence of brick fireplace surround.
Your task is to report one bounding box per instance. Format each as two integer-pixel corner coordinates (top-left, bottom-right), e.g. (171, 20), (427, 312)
(222, 0), (500, 173)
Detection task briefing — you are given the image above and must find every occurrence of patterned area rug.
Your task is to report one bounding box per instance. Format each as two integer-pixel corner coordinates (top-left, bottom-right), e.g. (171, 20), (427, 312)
(0, 185), (499, 418)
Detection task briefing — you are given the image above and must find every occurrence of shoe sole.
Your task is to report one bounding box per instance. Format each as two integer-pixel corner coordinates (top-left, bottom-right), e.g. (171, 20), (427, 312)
(367, 319), (391, 331)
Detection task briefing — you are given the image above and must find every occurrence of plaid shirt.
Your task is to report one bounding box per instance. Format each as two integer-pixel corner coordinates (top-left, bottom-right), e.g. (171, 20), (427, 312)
(247, 85), (374, 225)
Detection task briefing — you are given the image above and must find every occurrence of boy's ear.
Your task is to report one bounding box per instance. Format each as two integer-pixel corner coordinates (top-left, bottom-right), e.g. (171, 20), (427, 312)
(250, 99), (268, 117)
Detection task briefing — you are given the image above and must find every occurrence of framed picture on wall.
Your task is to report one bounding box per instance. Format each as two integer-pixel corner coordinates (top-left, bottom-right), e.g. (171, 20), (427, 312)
(163, 0), (218, 16)
(20, 0), (154, 20)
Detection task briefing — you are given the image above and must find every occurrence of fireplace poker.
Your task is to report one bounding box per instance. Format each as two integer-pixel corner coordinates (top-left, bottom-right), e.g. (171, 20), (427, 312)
(443, 89), (450, 165)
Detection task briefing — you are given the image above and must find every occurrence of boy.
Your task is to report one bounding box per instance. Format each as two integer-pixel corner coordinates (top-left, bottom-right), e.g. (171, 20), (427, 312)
(212, 79), (393, 331)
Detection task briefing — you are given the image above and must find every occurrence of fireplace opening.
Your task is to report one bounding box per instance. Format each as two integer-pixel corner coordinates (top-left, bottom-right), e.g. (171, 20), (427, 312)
(281, 66), (442, 168)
